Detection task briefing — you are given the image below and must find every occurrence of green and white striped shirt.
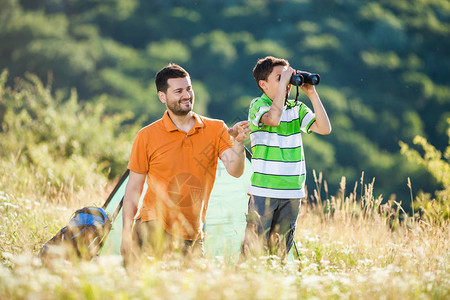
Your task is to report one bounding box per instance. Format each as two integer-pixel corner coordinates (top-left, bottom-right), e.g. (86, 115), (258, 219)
(248, 94), (316, 199)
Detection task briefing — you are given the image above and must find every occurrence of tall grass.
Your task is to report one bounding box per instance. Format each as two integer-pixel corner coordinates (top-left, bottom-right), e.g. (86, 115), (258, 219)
(1, 165), (448, 299)
(0, 157), (110, 259)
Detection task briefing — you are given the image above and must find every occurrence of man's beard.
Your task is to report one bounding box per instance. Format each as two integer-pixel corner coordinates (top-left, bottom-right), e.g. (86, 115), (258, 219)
(167, 98), (193, 116)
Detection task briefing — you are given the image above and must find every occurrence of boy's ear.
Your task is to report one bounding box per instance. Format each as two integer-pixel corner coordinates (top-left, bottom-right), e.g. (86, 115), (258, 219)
(158, 91), (166, 104)
(258, 80), (267, 91)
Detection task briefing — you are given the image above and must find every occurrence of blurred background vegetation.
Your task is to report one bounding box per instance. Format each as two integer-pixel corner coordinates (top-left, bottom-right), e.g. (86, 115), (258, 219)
(0, 0), (449, 212)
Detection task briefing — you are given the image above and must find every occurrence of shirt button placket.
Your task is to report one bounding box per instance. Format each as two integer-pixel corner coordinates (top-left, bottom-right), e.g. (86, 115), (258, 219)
(183, 134), (192, 149)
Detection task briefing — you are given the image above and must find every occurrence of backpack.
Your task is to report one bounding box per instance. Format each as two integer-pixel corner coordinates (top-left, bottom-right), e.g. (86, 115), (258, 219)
(39, 207), (112, 261)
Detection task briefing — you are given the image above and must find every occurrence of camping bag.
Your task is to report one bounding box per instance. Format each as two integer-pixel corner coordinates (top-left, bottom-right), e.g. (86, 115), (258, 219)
(39, 207), (112, 261)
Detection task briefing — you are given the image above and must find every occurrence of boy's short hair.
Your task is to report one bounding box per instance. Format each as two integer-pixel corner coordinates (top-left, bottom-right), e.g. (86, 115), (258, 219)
(156, 63), (190, 93)
(253, 56), (289, 90)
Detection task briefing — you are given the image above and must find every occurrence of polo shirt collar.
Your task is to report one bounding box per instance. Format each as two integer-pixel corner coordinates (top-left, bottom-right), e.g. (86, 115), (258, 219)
(162, 111), (205, 133)
(260, 93), (290, 108)
(261, 93), (273, 105)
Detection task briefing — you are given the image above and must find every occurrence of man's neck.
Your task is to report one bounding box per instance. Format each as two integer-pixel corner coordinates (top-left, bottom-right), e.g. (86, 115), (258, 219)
(167, 110), (196, 133)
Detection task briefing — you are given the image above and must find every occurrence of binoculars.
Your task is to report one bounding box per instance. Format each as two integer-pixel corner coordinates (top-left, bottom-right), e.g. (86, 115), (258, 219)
(290, 71), (320, 86)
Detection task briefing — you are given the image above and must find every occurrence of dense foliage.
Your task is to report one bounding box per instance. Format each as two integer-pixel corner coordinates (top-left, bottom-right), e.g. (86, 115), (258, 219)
(0, 70), (138, 195)
(1, 0), (449, 206)
(400, 122), (450, 222)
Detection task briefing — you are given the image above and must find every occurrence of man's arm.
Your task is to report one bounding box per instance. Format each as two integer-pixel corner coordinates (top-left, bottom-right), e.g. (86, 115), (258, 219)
(220, 121), (250, 178)
(302, 84), (332, 135)
(120, 171), (146, 261)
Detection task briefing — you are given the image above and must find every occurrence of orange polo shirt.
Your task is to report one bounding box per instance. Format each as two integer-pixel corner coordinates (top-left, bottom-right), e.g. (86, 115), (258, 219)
(128, 111), (233, 240)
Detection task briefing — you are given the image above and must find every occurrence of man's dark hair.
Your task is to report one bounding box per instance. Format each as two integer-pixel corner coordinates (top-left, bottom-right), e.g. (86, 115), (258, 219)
(155, 63), (190, 93)
(253, 56), (289, 92)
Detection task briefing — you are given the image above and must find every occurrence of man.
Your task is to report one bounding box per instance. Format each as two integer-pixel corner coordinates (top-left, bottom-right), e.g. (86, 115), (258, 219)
(242, 56), (331, 258)
(121, 63), (250, 261)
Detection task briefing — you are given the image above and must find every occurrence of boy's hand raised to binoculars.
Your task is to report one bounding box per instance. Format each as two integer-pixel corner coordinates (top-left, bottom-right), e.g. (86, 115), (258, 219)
(280, 66), (295, 86)
(297, 70), (317, 95)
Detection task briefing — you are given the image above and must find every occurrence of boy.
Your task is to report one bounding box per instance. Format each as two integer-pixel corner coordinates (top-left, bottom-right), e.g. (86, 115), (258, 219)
(243, 56), (331, 257)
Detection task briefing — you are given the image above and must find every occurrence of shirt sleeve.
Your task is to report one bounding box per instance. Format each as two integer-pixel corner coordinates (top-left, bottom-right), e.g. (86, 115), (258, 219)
(127, 129), (150, 174)
(218, 122), (233, 156)
(299, 103), (316, 134)
(248, 98), (270, 131)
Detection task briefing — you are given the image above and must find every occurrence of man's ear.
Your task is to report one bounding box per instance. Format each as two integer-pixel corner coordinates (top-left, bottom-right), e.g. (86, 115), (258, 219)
(158, 91), (166, 104)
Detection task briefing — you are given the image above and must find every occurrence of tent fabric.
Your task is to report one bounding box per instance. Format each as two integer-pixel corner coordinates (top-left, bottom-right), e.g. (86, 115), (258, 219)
(203, 158), (252, 260)
(99, 172), (129, 255)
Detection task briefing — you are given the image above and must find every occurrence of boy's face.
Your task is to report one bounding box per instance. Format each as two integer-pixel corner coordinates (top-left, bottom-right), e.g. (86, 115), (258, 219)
(259, 65), (291, 101)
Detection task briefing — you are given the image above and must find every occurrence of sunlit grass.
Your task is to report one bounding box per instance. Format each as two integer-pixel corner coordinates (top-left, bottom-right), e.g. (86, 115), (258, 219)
(0, 157), (109, 258)
(1, 163), (449, 299)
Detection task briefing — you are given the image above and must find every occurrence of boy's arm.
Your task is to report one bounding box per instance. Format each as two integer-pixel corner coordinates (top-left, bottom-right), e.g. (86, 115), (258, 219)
(302, 84), (332, 135)
(260, 66), (295, 127)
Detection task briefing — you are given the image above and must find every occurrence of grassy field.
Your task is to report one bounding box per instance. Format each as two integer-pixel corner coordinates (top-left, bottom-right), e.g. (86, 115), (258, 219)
(1, 161), (449, 299)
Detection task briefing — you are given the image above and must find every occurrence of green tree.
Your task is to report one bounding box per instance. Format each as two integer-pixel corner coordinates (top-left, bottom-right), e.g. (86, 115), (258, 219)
(0, 69), (138, 194)
(0, 0), (449, 204)
(400, 120), (450, 222)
